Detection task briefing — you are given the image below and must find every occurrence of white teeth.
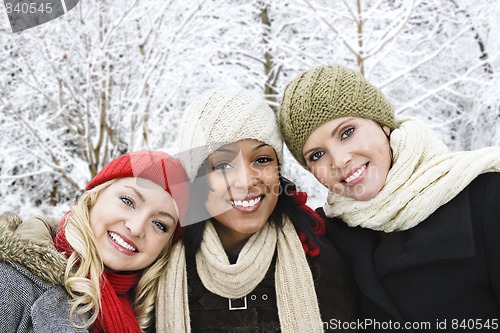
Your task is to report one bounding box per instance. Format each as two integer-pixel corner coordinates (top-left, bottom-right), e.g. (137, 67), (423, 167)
(344, 165), (366, 183)
(108, 232), (137, 252)
(231, 196), (262, 208)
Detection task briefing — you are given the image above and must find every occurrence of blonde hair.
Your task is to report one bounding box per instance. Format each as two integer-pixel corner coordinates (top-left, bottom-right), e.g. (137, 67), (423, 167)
(63, 179), (174, 331)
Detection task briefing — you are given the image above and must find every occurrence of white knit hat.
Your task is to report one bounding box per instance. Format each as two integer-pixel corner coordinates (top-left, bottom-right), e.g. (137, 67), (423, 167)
(178, 88), (284, 181)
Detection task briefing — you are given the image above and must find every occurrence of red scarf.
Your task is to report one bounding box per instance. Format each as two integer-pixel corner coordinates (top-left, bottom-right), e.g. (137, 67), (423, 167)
(55, 214), (143, 333)
(91, 271), (142, 333)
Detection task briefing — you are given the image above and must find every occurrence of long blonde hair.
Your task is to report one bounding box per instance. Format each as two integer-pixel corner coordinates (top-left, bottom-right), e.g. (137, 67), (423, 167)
(63, 179), (174, 331)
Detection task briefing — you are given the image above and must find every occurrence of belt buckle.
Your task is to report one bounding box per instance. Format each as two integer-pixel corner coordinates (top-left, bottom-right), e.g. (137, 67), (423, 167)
(228, 296), (247, 310)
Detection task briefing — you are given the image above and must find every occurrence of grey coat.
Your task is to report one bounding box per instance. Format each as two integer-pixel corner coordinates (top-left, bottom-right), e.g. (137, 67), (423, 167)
(0, 213), (88, 333)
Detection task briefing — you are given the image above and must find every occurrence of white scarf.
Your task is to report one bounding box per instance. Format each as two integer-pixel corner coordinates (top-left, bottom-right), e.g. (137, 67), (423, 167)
(324, 117), (500, 232)
(156, 218), (323, 332)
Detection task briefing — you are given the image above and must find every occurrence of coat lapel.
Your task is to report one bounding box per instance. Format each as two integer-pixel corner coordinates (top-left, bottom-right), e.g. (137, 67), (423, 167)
(329, 219), (408, 323)
(373, 188), (475, 278)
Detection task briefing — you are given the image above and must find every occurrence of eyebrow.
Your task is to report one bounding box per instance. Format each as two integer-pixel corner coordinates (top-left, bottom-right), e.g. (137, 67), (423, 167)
(125, 186), (177, 222)
(253, 143), (270, 152)
(214, 143), (270, 154)
(302, 118), (353, 157)
(126, 186), (145, 202)
(214, 146), (238, 154)
(157, 211), (177, 223)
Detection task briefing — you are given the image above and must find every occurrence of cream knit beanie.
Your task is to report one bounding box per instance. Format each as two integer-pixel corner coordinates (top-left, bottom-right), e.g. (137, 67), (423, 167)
(178, 88), (284, 181)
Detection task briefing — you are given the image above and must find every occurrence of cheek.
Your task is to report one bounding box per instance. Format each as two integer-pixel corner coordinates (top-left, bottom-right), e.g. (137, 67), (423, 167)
(205, 191), (229, 218)
(309, 163), (330, 186)
(151, 238), (169, 258)
(310, 165), (324, 180)
(268, 184), (280, 206)
(377, 143), (392, 175)
(205, 191), (218, 210)
(264, 168), (280, 194)
(207, 175), (223, 191)
(88, 210), (101, 236)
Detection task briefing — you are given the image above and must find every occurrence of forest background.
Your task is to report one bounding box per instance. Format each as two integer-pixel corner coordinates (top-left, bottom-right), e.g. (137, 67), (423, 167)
(1, 0), (499, 217)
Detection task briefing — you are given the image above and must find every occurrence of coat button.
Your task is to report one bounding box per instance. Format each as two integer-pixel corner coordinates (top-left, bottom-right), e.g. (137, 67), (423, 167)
(262, 294), (268, 301)
(250, 294), (257, 301)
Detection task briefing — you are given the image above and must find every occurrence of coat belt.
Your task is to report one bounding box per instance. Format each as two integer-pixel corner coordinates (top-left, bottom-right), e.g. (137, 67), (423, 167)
(197, 288), (276, 310)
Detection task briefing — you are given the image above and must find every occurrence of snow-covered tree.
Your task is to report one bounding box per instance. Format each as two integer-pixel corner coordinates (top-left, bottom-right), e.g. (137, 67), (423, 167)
(0, 0), (214, 215)
(1, 0), (499, 213)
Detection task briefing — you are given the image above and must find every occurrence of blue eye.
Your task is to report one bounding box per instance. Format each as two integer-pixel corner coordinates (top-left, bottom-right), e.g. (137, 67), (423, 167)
(341, 127), (354, 140)
(213, 161), (232, 171)
(120, 196), (135, 208)
(152, 220), (168, 233)
(309, 151), (325, 162)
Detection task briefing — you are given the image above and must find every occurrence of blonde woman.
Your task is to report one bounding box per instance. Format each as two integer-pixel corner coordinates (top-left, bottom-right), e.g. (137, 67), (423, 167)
(0, 151), (189, 332)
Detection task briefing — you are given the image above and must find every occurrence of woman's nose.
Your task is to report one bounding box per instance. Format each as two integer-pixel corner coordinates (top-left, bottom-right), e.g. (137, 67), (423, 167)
(125, 216), (147, 238)
(231, 163), (258, 189)
(331, 147), (351, 169)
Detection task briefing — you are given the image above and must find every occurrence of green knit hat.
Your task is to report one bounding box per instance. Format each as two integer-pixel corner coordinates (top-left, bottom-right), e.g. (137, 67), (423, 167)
(278, 64), (395, 166)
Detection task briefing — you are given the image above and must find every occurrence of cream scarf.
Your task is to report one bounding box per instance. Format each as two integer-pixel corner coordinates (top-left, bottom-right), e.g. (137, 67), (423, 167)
(324, 117), (500, 232)
(156, 218), (323, 332)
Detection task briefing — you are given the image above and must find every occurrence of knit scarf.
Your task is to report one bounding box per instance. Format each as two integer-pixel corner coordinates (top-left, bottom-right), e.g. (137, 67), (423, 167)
(324, 117), (500, 232)
(91, 271), (142, 333)
(55, 217), (142, 333)
(156, 218), (323, 332)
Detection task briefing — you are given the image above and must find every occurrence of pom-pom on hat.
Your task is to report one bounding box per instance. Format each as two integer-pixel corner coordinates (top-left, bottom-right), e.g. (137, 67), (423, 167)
(178, 88), (284, 181)
(86, 151), (189, 242)
(278, 64), (395, 166)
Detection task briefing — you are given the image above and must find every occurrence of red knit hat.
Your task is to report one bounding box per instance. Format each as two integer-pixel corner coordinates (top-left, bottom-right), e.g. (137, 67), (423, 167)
(86, 150), (189, 242)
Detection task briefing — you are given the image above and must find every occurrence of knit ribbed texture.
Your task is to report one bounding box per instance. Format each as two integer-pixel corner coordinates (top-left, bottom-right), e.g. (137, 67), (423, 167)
(196, 220), (274, 298)
(274, 220), (323, 332)
(178, 88), (283, 181)
(324, 117), (500, 232)
(85, 151), (189, 241)
(278, 64), (395, 166)
(91, 271), (142, 333)
(156, 241), (190, 332)
(156, 218), (323, 333)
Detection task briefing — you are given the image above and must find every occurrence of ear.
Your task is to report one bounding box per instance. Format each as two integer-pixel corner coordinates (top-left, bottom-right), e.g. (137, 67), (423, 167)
(382, 125), (391, 137)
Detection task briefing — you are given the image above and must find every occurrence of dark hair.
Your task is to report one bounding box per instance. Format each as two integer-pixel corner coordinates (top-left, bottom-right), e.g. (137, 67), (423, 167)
(182, 159), (320, 259)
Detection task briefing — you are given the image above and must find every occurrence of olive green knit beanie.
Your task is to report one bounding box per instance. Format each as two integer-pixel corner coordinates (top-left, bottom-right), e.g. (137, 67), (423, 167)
(278, 64), (395, 166)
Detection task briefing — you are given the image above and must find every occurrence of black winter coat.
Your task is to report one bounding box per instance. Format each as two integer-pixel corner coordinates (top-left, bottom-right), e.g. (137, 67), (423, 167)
(185, 233), (359, 332)
(318, 173), (500, 332)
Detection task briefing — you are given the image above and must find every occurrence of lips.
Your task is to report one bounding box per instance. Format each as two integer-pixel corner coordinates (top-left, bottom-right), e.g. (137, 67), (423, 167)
(230, 195), (262, 207)
(228, 195), (264, 213)
(108, 231), (138, 253)
(342, 163), (367, 184)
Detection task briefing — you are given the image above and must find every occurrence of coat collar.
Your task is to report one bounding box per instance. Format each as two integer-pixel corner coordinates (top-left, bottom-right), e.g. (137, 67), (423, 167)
(0, 213), (66, 285)
(373, 187), (475, 278)
(324, 186), (475, 325)
(332, 223), (408, 323)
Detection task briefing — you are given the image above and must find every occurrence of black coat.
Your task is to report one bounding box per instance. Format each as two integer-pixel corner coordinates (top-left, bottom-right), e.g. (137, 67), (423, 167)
(318, 173), (500, 332)
(185, 234), (359, 332)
